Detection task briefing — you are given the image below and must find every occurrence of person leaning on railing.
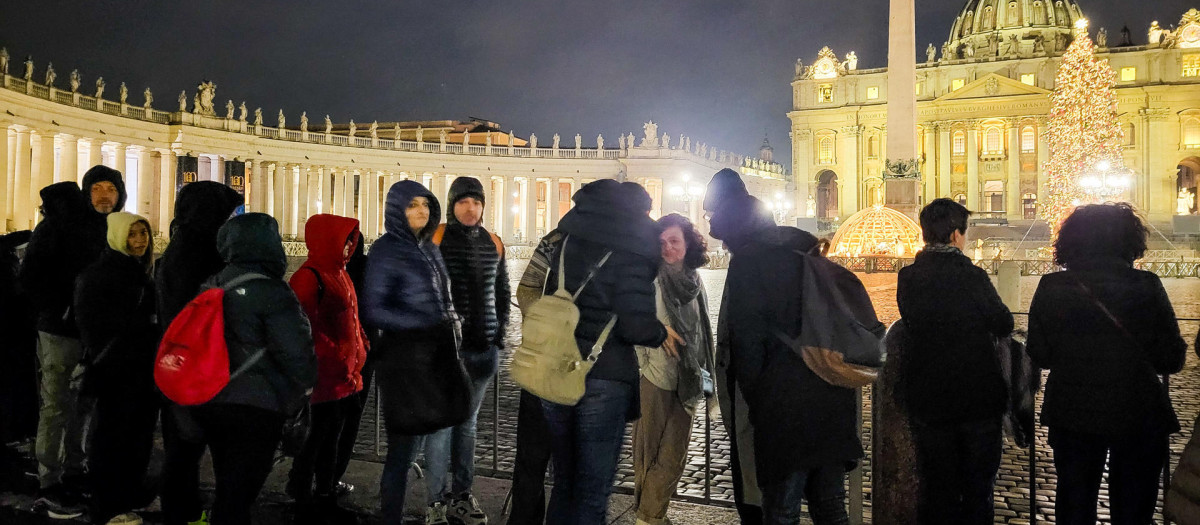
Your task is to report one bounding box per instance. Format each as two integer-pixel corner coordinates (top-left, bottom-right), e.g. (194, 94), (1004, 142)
(1026, 202), (1187, 525)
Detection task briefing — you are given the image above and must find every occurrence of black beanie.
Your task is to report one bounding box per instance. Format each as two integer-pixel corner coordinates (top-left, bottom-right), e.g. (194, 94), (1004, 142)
(446, 176), (486, 221)
(703, 168), (748, 213)
(80, 164), (127, 213)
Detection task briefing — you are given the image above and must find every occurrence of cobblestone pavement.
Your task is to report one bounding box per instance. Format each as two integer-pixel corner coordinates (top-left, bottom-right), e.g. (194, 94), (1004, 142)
(352, 261), (1200, 524)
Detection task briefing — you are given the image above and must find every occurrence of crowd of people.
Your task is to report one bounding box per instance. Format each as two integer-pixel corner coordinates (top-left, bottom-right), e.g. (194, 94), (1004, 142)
(0, 162), (1194, 525)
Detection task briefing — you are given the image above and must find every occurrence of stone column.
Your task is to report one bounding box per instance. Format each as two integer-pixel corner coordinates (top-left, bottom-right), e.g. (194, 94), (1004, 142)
(159, 150), (177, 233)
(32, 131), (56, 221)
(13, 129), (31, 229)
(113, 143), (127, 176)
(59, 135), (78, 184)
(342, 170), (356, 219)
(297, 166), (311, 240)
(272, 163), (287, 230)
(0, 125), (9, 230)
(281, 164), (296, 237)
(330, 169), (345, 216)
(316, 166), (331, 215)
(365, 169), (381, 240)
(247, 159), (264, 213)
(793, 130), (813, 217)
(501, 177), (515, 242)
(840, 126), (861, 215)
(548, 177), (562, 229)
(1036, 123), (1050, 213)
(1006, 120), (1021, 220)
(138, 147), (156, 227)
(922, 126), (937, 202)
(966, 123), (980, 210)
(1145, 109), (1172, 222)
(482, 175), (496, 228)
(937, 123), (952, 198)
(522, 177), (537, 242)
(86, 138), (103, 177)
(431, 174), (448, 210)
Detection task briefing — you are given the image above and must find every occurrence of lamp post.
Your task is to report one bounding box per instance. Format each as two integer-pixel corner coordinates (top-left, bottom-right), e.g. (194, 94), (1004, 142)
(765, 191), (793, 224)
(1075, 160), (1132, 205)
(669, 173), (705, 223)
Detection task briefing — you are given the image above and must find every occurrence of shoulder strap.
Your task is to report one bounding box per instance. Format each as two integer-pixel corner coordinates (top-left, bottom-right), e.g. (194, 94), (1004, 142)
(303, 266), (324, 303)
(489, 231), (504, 257)
(432, 224), (446, 246)
(221, 272), (271, 291)
(219, 272), (272, 381)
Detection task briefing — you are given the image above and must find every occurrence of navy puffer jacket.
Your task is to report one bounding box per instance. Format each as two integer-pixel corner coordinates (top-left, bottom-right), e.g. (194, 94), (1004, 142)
(361, 181), (457, 336)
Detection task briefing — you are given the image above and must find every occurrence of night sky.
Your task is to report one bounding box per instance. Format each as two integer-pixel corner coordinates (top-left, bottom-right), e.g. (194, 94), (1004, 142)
(1, 1), (1193, 166)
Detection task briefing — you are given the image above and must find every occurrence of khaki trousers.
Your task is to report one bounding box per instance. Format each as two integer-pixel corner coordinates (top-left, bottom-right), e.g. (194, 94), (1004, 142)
(632, 378), (695, 524)
(34, 332), (90, 488)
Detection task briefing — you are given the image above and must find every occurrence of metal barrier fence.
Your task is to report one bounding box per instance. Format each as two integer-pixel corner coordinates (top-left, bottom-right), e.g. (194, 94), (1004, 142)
(357, 315), (1200, 524)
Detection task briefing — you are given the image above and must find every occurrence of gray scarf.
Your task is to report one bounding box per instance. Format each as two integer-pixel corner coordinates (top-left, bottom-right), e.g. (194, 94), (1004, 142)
(658, 263), (714, 408)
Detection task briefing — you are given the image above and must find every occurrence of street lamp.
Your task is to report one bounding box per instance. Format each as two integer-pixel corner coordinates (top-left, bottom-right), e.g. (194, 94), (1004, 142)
(1075, 160), (1132, 205)
(766, 192), (793, 224)
(669, 173), (705, 221)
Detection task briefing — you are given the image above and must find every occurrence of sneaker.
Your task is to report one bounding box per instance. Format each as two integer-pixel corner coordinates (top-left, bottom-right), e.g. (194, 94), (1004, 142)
(334, 481), (355, 496)
(186, 510), (210, 525)
(448, 494), (487, 525)
(425, 502), (450, 525)
(33, 485), (85, 520)
(106, 512), (144, 525)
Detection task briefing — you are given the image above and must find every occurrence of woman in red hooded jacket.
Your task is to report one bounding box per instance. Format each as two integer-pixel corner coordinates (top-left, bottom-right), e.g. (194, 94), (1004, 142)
(286, 214), (369, 515)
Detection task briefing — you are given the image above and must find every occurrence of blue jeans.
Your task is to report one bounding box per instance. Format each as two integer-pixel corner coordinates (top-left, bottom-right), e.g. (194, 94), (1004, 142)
(760, 465), (849, 525)
(381, 432), (428, 523)
(541, 378), (634, 525)
(423, 358), (495, 502)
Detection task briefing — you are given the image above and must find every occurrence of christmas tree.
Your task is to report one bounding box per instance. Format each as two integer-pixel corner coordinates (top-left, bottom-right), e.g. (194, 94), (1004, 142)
(1042, 19), (1125, 235)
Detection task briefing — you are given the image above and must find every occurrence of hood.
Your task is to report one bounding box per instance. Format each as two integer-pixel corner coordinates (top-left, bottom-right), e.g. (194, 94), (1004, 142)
(708, 194), (776, 250)
(383, 180), (441, 243)
(445, 176), (486, 225)
(217, 213), (287, 278)
(556, 179), (659, 259)
(304, 214), (361, 267)
(173, 181), (245, 234)
(106, 211), (154, 268)
(703, 168), (749, 213)
(80, 165), (127, 215)
(38, 181), (88, 221)
(0, 230), (32, 251)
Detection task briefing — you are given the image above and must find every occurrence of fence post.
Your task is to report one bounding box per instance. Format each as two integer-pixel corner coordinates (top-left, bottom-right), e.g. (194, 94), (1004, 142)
(849, 387), (864, 524)
(493, 372), (501, 472)
(704, 396), (712, 505)
(1164, 374), (1173, 525)
(374, 381), (382, 456)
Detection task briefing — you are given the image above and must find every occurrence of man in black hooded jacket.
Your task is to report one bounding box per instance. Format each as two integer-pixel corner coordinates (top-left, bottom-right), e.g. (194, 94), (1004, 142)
(705, 168), (860, 525)
(19, 165), (126, 519)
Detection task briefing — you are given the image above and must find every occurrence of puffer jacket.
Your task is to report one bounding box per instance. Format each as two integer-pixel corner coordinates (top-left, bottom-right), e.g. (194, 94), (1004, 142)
(19, 181), (97, 336)
(156, 181), (245, 325)
(73, 212), (158, 395)
(439, 176), (511, 353)
(540, 179), (667, 398)
(290, 214), (369, 404)
(1027, 258), (1186, 437)
(207, 213), (317, 415)
(361, 180), (457, 337)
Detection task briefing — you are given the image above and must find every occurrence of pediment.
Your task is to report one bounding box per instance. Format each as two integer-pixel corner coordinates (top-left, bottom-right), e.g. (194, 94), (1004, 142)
(936, 73), (1050, 101)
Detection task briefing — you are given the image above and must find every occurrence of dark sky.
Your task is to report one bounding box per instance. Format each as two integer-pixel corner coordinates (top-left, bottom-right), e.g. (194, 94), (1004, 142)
(1, 1), (1192, 166)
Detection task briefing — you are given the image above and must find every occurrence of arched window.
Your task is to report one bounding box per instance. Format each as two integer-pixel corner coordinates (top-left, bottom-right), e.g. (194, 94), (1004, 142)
(955, 193), (967, 206)
(1185, 118), (1200, 148)
(953, 131), (966, 156)
(1007, 1), (1020, 25)
(983, 127), (1003, 155)
(1022, 193), (1038, 219)
(1032, 1), (1047, 25)
(1125, 122), (1136, 146)
(867, 135), (879, 158)
(1021, 127), (1036, 153)
(818, 135), (835, 164)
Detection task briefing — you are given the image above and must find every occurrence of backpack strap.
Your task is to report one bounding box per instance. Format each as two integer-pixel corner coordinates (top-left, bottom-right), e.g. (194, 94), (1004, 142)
(586, 315), (618, 363)
(432, 224), (446, 246)
(551, 235), (613, 301)
(489, 231), (505, 257)
(303, 266), (325, 303)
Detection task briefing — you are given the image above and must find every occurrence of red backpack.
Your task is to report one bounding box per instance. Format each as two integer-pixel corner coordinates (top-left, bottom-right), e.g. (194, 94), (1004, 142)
(155, 273), (270, 405)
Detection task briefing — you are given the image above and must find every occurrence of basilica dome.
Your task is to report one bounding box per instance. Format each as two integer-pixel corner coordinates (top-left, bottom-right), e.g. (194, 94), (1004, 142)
(945, 0), (1084, 58)
(829, 205), (923, 257)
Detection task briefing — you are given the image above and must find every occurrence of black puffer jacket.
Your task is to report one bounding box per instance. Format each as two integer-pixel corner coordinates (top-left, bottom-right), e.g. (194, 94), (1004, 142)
(19, 182), (99, 336)
(439, 177), (511, 354)
(540, 179), (666, 396)
(897, 249), (1013, 425)
(156, 182), (244, 326)
(361, 181), (457, 336)
(1027, 258), (1187, 437)
(206, 213), (317, 415)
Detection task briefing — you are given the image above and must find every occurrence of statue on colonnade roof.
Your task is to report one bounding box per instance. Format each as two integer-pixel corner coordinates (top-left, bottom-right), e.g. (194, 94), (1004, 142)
(194, 81), (217, 116)
(94, 77), (105, 99)
(119, 82), (127, 104)
(641, 121), (658, 148)
(143, 87), (153, 108)
(301, 112), (309, 132)
(69, 70), (80, 92)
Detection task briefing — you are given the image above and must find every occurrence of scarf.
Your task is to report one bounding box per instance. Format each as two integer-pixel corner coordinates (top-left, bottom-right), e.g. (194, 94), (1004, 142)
(658, 263), (713, 408)
(922, 243), (963, 256)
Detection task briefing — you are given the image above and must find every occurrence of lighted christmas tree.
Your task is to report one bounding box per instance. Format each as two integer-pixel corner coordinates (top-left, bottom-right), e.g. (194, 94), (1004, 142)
(1042, 19), (1125, 234)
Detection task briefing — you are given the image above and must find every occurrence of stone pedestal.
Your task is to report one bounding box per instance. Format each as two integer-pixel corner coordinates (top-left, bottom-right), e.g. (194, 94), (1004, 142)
(872, 321), (920, 525)
(884, 178), (920, 219)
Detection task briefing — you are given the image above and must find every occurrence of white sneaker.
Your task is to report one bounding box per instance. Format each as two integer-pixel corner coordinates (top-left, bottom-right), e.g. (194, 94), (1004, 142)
(449, 494), (487, 524)
(426, 501), (450, 525)
(106, 513), (144, 525)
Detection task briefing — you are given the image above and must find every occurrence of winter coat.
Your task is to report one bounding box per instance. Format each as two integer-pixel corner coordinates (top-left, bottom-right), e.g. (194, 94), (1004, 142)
(206, 213), (317, 415)
(1026, 258), (1186, 438)
(156, 181), (245, 326)
(0, 230), (37, 442)
(73, 212), (158, 396)
(1167, 414), (1200, 522)
(896, 249), (1014, 425)
(361, 180), (457, 338)
(19, 181), (104, 336)
(539, 179), (667, 409)
(723, 223), (864, 485)
(438, 176), (511, 360)
(290, 214), (369, 404)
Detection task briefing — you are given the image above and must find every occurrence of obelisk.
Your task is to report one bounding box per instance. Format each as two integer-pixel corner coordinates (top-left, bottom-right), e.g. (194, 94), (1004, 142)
(883, 0), (920, 218)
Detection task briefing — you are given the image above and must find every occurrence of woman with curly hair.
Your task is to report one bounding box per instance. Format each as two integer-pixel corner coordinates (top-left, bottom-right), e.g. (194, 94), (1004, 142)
(1027, 202), (1186, 524)
(632, 213), (717, 525)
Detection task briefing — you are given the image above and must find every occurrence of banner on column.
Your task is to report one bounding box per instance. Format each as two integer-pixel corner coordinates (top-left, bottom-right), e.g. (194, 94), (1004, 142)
(176, 155), (199, 193)
(224, 160), (246, 195)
